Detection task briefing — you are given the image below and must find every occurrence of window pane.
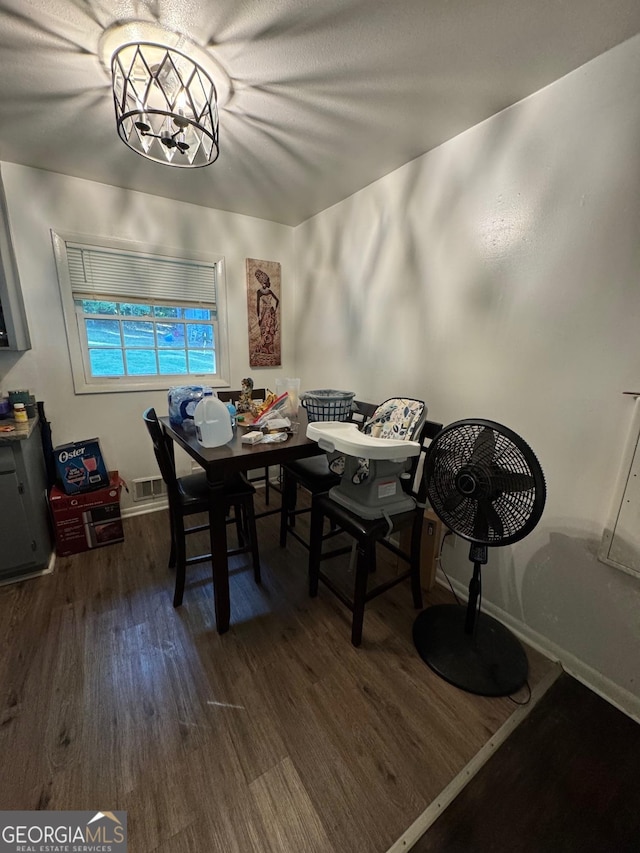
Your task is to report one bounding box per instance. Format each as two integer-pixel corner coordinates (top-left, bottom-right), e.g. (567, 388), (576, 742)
(125, 349), (157, 375)
(123, 320), (154, 347)
(86, 318), (121, 346)
(187, 323), (213, 347)
(120, 303), (152, 317)
(57, 235), (225, 394)
(157, 322), (185, 347)
(184, 307), (213, 321)
(78, 300), (118, 316)
(89, 349), (124, 376)
(188, 350), (215, 373)
(154, 306), (183, 319)
(158, 350), (188, 374)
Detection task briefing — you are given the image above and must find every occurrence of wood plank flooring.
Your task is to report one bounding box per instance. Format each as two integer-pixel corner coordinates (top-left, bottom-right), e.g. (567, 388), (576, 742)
(411, 672), (640, 853)
(0, 490), (556, 852)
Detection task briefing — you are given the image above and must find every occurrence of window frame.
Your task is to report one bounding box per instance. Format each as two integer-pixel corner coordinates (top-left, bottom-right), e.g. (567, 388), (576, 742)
(51, 230), (230, 394)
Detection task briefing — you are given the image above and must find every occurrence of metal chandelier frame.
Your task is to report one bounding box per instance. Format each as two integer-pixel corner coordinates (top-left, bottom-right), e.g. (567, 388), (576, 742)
(100, 23), (231, 168)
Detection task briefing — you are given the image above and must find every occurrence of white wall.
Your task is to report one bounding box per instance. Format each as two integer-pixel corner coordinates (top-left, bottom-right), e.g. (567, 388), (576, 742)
(0, 165), (294, 508)
(293, 34), (640, 712)
(2, 36), (639, 713)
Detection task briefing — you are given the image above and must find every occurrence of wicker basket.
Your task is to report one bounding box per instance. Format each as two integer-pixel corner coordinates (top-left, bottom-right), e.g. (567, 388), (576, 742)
(300, 389), (355, 422)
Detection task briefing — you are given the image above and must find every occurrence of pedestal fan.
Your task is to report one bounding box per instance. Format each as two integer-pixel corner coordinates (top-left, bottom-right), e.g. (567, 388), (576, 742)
(413, 419), (546, 697)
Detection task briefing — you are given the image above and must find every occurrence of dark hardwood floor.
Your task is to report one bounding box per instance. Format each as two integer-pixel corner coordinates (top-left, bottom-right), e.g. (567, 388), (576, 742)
(0, 489), (555, 852)
(411, 672), (640, 853)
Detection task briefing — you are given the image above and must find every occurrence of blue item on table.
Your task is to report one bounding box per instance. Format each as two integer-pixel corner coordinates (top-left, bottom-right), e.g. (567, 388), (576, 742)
(168, 385), (213, 429)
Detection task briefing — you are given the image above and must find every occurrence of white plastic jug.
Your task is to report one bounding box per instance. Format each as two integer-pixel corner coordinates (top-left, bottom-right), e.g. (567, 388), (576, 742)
(193, 394), (233, 447)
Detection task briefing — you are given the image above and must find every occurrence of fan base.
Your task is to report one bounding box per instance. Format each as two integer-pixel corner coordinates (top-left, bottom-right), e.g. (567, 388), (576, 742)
(413, 605), (528, 697)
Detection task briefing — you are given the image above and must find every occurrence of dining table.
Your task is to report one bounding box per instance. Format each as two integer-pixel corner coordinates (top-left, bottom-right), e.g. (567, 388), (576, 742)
(160, 411), (323, 634)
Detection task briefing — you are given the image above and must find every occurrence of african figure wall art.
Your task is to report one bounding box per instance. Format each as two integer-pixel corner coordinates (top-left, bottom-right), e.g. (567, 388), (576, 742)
(246, 258), (281, 367)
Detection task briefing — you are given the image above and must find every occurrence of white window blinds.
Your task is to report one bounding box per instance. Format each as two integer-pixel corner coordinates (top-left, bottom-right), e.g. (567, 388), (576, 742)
(65, 243), (217, 305)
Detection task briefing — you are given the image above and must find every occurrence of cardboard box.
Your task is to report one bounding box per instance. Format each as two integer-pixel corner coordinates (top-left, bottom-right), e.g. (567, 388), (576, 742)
(53, 437), (110, 494)
(50, 471), (124, 557)
(398, 508), (446, 591)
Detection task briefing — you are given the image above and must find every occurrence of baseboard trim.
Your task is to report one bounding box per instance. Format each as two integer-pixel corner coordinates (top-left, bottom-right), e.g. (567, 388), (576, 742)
(0, 550), (55, 588)
(385, 664), (562, 853)
(437, 573), (640, 724)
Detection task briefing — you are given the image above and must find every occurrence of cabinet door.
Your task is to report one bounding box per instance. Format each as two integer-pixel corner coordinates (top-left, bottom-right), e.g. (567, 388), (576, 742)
(0, 469), (36, 571)
(0, 167), (30, 351)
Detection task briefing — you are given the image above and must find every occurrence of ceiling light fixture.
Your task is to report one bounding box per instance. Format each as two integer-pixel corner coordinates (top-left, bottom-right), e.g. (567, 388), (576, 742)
(100, 23), (231, 168)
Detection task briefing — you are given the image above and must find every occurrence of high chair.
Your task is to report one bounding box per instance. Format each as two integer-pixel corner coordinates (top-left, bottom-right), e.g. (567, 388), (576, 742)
(306, 414), (443, 646)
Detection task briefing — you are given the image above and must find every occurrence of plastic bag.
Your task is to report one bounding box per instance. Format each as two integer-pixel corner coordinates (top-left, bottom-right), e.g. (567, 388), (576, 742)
(253, 393), (292, 427)
(260, 432), (289, 443)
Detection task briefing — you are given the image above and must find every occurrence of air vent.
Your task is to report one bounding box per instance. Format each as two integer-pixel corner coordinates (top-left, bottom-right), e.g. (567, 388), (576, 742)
(132, 475), (167, 502)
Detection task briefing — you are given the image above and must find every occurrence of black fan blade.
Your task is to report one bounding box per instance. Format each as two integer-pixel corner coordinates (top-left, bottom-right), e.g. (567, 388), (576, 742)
(429, 446), (462, 472)
(471, 426), (496, 465)
(473, 497), (504, 541)
(488, 466), (535, 493)
(472, 501), (488, 541)
(480, 497), (504, 538)
(443, 490), (465, 513)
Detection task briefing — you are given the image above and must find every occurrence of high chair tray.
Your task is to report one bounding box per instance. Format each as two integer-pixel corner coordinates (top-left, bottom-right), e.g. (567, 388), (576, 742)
(306, 421), (420, 460)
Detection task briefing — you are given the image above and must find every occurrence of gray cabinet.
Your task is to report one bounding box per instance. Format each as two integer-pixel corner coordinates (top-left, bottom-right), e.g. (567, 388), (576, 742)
(0, 420), (51, 581)
(0, 166), (30, 351)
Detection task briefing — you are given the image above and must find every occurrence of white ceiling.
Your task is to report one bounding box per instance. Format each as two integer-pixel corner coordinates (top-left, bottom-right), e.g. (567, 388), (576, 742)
(1, 0), (639, 226)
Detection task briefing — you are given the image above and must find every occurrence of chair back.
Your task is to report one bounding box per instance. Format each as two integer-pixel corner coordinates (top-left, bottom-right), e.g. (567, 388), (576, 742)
(216, 388), (267, 403)
(406, 419), (444, 504)
(143, 407), (181, 500)
(351, 399), (379, 429)
(363, 398), (426, 441)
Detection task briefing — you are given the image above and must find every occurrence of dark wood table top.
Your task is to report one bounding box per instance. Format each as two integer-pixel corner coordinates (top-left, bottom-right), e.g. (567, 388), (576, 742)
(160, 411), (324, 634)
(159, 412), (323, 481)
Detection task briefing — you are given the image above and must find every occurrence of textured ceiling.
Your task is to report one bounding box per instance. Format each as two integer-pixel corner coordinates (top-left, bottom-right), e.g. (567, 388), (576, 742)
(0, 0), (639, 225)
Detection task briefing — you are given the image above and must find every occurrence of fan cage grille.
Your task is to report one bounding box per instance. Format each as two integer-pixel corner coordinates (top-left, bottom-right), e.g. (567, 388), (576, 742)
(426, 421), (545, 546)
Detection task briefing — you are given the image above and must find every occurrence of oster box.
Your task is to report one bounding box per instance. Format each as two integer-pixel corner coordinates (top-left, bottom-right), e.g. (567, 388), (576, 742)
(54, 437), (110, 494)
(49, 471), (125, 557)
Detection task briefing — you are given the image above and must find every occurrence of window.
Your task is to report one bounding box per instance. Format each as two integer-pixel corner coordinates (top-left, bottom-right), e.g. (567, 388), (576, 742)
(52, 232), (229, 394)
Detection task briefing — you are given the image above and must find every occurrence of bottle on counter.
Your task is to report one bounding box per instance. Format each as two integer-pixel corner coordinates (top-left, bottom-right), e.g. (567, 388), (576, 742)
(13, 402), (27, 423)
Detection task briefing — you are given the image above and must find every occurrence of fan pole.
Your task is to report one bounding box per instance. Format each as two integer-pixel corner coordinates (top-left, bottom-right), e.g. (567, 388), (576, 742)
(465, 544), (487, 634)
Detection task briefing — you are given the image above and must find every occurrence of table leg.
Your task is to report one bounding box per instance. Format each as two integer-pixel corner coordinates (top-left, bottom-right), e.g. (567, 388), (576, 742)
(208, 483), (230, 633)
